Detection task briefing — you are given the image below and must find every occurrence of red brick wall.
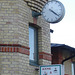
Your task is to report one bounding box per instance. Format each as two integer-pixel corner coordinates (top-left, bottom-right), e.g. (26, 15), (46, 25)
(52, 48), (63, 64)
(39, 52), (52, 61)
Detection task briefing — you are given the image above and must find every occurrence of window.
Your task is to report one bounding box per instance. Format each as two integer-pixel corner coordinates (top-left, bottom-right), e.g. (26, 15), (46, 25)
(29, 26), (38, 66)
(72, 62), (75, 75)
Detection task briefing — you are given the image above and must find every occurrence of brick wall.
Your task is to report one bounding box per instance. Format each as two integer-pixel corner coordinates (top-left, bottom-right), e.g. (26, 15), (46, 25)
(0, 0), (19, 44)
(0, 0), (51, 75)
(52, 48), (63, 64)
(63, 51), (72, 75)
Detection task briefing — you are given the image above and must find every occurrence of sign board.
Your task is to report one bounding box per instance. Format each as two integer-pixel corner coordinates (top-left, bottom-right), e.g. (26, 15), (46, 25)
(40, 64), (62, 75)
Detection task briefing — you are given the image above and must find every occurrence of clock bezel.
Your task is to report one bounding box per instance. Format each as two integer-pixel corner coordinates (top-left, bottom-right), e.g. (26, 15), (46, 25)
(42, 0), (65, 23)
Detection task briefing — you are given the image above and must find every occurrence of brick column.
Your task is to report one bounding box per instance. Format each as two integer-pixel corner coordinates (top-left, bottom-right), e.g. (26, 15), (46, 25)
(33, 16), (52, 65)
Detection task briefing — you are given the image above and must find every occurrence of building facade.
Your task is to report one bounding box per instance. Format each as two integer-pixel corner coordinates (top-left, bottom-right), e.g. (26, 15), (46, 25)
(0, 0), (51, 75)
(51, 43), (75, 75)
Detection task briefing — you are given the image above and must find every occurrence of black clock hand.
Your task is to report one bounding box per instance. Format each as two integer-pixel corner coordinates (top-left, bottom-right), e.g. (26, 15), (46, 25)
(49, 9), (59, 16)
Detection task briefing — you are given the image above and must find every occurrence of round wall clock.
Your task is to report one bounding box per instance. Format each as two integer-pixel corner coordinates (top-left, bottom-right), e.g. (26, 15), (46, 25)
(42, 0), (65, 23)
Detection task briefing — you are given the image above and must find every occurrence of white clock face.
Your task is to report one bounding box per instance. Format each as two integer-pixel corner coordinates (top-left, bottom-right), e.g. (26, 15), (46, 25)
(42, 1), (65, 23)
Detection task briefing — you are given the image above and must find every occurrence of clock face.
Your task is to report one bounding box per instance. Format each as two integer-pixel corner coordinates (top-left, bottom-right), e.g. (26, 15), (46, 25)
(42, 1), (65, 23)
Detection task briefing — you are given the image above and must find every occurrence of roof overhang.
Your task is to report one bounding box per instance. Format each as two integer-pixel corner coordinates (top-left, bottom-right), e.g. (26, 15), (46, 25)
(51, 43), (75, 52)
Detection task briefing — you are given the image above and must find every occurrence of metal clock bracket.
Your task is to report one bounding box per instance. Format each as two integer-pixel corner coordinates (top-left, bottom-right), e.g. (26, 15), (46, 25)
(32, 11), (41, 18)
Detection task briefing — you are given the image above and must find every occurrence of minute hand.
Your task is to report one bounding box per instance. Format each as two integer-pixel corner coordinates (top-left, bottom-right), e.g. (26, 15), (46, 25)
(49, 9), (59, 16)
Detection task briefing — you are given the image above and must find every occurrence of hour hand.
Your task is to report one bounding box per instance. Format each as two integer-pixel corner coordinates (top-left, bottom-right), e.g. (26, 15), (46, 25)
(49, 9), (59, 16)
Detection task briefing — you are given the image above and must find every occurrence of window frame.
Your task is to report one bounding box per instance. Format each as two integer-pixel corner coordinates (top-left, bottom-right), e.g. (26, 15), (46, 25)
(29, 25), (39, 66)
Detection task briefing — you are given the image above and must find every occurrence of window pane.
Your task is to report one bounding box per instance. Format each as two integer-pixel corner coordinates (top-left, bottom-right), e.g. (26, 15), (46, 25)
(29, 26), (35, 60)
(74, 63), (75, 75)
(29, 26), (38, 65)
(72, 63), (75, 75)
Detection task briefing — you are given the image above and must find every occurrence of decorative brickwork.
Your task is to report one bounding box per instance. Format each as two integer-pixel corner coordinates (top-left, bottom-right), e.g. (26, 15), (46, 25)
(0, 44), (30, 55)
(24, 0), (48, 12)
(39, 52), (52, 61)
